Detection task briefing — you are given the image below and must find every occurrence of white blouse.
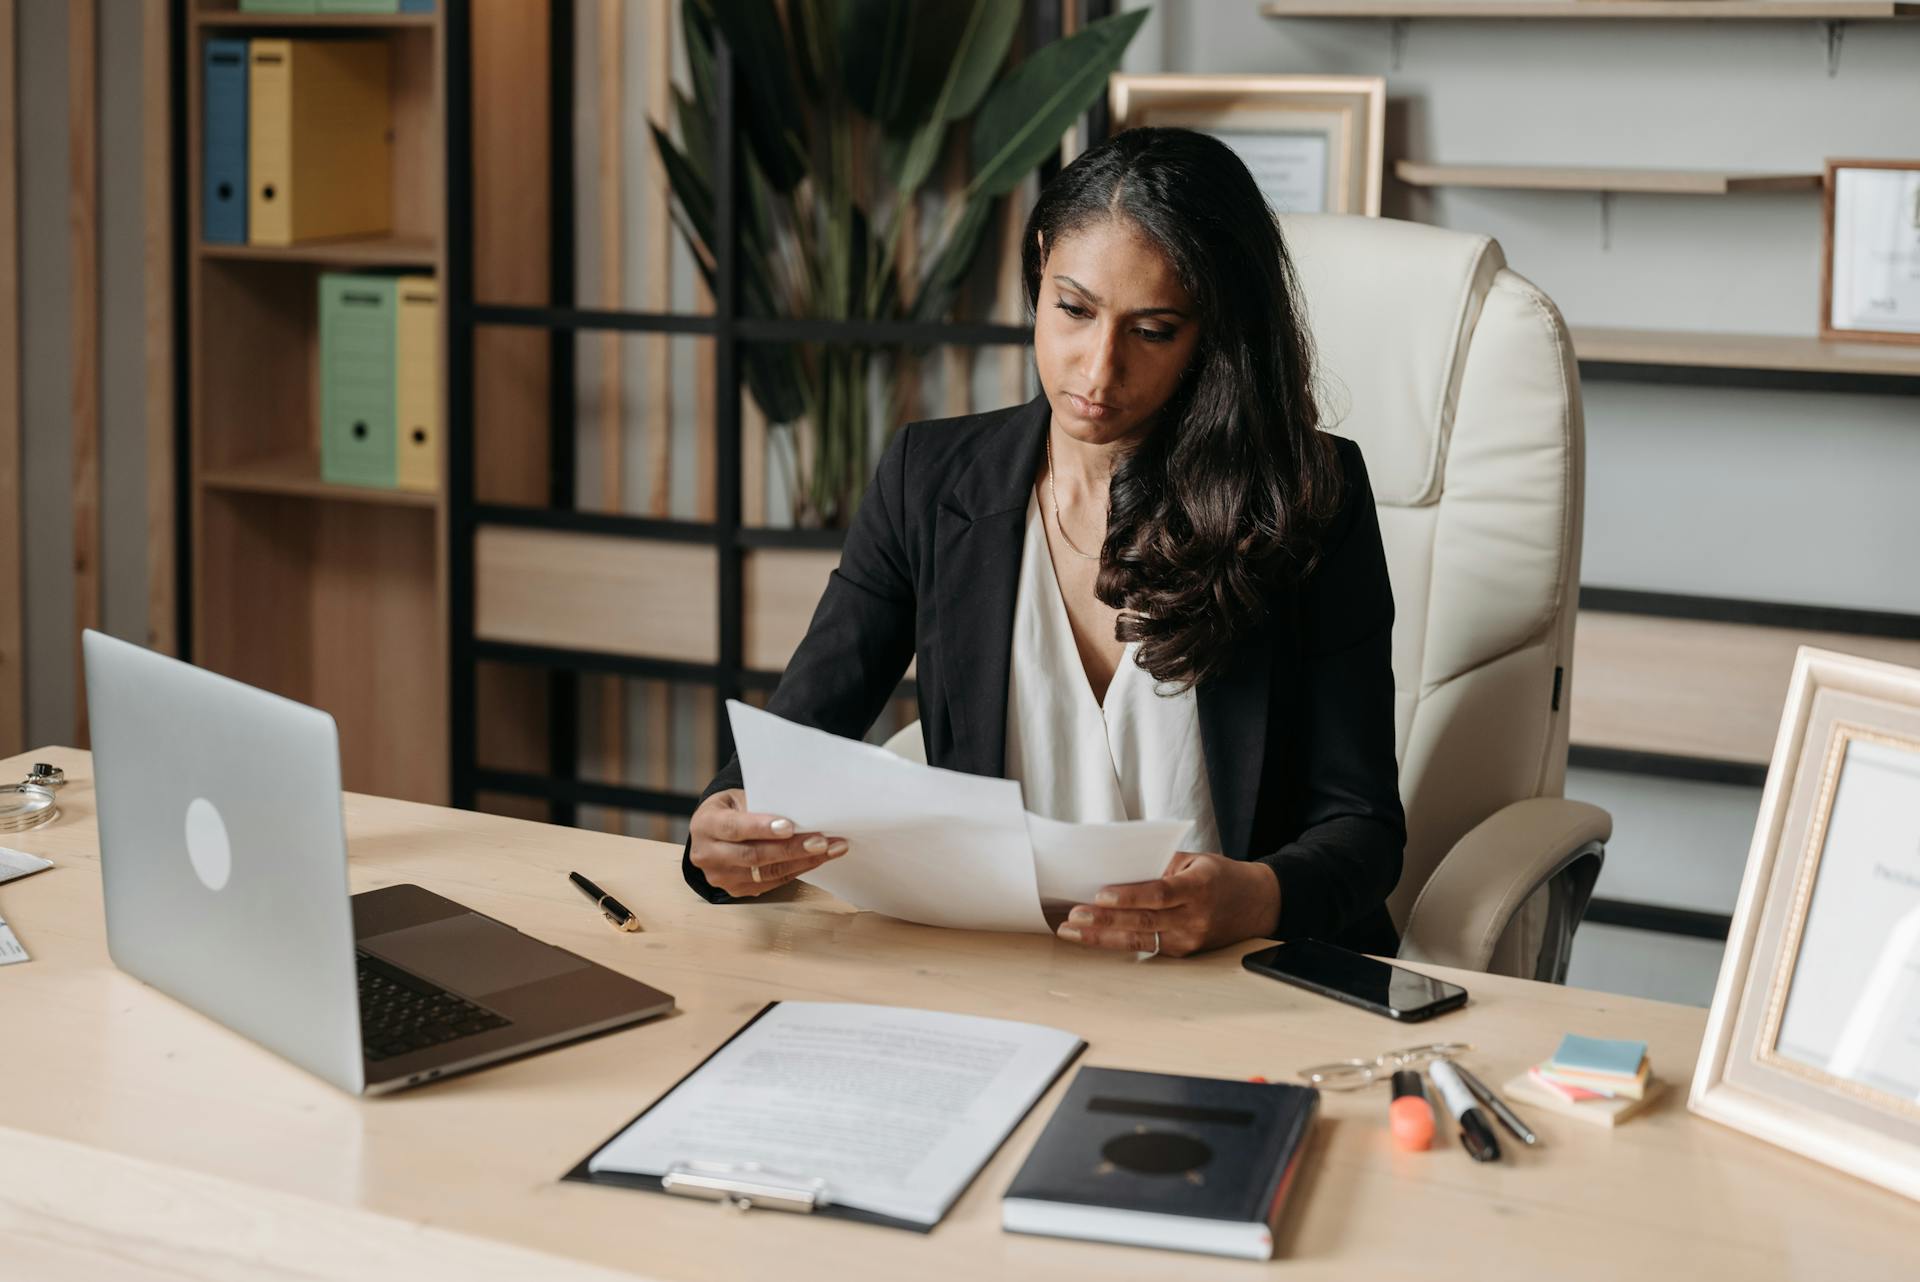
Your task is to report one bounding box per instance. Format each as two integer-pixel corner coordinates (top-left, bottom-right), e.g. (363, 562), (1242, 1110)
(1003, 491), (1222, 855)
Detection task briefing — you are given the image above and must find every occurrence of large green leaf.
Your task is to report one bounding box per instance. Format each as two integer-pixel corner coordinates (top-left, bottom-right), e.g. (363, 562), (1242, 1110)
(649, 123), (780, 317)
(910, 196), (996, 325)
(650, 123), (716, 262)
(699, 0), (809, 193)
(682, 0), (716, 105)
(672, 88), (711, 189)
(967, 7), (1148, 200)
(835, 0), (913, 122)
(654, 126), (807, 424)
(939, 0), (1021, 121)
(880, 0), (1020, 197)
(787, 0), (839, 99)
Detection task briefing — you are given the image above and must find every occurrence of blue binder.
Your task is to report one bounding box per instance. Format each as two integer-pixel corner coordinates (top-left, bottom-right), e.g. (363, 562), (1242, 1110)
(202, 38), (248, 245)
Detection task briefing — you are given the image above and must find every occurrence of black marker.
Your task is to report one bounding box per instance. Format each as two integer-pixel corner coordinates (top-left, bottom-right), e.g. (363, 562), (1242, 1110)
(1429, 1060), (1501, 1162)
(569, 870), (641, 932)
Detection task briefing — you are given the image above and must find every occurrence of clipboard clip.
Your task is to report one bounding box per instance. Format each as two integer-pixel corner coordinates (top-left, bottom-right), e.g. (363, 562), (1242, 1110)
(660, 1161), (830, 1214)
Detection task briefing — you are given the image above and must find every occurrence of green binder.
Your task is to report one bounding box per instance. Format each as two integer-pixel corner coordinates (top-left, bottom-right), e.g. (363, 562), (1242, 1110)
(239, 1), (320, 13)
(320, 273), (398, 489)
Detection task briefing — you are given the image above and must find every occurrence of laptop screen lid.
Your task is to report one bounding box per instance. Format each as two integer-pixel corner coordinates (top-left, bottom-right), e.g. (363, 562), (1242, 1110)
(83, 629), (366, 1094)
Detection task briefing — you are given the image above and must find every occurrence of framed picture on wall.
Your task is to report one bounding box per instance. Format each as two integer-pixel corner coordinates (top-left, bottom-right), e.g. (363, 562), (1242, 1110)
(1107, 74), (1385, 217)
(1821, 159), (1920, 347)
(1690, 647), (1920, 1203)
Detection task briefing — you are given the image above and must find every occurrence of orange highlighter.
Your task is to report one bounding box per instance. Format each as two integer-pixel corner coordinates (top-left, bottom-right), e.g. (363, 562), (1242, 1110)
(1390, 1069), (1436, 1151)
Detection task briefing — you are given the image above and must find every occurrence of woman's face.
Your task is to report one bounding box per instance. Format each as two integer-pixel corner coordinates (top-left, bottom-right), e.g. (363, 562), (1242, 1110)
(1032, 217), (1202, 450)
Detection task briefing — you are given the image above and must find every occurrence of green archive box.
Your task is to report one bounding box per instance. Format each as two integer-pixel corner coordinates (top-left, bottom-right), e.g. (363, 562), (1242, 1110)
(239, 1), (320, 13)
(320, 273), (398, 489)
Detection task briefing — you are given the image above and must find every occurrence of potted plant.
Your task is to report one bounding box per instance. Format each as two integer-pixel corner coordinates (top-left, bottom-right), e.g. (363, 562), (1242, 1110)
(653, 0), (1148, 527)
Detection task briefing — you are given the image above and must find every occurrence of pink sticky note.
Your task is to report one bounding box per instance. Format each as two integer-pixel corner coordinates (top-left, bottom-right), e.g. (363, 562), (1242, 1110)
(1531, 1067), (1606, 1102)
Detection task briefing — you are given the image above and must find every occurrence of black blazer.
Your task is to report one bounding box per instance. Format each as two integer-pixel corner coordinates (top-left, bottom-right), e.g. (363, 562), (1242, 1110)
(684, 394), (1406, 954)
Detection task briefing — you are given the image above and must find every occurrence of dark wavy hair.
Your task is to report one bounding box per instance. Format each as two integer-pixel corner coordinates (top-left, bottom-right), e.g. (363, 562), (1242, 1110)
(1021, 126), (1343, 690)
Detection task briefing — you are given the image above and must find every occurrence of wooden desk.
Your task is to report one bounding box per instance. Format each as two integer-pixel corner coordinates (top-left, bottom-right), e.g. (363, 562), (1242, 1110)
(1, 747), (1913, 1281)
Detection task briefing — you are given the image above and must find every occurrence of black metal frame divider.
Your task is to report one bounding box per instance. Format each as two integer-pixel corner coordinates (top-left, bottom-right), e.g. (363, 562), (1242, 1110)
(446, 3), (1063, 827)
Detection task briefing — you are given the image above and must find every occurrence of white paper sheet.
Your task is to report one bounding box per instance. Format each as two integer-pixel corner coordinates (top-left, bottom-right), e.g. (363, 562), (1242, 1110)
(0, 847), (53, 885)
(727, 702), (1199, 933)
(0, 849), (48, 966)
(587, 1002), (1083, 1226)
(0, 915), (27, 965)
(727, 701), (1048, 933)
(1027, 814), (1190, 912)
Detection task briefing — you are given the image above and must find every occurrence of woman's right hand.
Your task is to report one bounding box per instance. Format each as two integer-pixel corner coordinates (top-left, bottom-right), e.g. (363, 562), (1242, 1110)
(688, 789), (848, 897)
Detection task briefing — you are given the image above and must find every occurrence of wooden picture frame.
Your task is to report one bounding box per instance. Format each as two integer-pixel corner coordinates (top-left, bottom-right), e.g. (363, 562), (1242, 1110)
(1107, 74), (1385, 218)
(1820, 158), (1920, 347)
(1690, 646), (1920, 1202)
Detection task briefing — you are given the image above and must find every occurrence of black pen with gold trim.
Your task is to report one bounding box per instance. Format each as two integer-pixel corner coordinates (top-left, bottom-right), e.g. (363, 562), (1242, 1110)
(569, 870), (641, 932)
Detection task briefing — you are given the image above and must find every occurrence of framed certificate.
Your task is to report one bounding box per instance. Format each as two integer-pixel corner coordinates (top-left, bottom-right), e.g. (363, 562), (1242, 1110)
(1821, 159), (1920, 347)
(1106, 74), (1386, 217)
(1691, 647), (1920, 1202)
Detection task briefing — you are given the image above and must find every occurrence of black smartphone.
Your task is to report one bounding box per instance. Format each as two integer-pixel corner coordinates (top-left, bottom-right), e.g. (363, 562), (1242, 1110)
(1242, 940), (1468, 1022)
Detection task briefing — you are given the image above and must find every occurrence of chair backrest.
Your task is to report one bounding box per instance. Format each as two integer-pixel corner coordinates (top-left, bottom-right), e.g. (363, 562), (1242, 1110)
(1276, 213), (1586, 932)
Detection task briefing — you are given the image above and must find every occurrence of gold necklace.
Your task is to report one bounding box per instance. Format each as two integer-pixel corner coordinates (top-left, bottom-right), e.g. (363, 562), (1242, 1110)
(1046, 432), (1103, 561)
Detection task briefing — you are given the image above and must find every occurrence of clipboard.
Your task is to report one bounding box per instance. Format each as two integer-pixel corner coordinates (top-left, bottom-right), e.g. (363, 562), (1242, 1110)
(561, 1001), (1086, 1233)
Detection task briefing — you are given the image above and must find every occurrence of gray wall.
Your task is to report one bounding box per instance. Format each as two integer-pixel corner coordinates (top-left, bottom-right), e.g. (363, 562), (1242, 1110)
(1121, 3), (1920, 1003)
(14, 0), (155, 751)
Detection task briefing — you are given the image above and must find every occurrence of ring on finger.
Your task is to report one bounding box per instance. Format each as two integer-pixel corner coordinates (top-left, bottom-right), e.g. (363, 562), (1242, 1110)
(751, 865), (763, 884)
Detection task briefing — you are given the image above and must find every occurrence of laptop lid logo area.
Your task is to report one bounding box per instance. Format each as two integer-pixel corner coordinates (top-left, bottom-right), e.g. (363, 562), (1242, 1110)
(184, 798), (233, 892)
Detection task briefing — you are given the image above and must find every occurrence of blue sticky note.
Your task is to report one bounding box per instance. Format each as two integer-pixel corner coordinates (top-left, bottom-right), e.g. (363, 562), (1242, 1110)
(1551, 1034), (1647, 1077)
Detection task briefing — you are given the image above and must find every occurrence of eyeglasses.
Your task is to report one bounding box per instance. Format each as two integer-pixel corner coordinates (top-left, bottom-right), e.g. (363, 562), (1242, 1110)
(1296, 1043), (1472, 1091)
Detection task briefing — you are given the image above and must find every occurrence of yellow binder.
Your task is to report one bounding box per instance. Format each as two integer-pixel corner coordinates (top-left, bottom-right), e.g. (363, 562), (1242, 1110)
(248, 39), (392, 246)
(394, 276), (440, 493)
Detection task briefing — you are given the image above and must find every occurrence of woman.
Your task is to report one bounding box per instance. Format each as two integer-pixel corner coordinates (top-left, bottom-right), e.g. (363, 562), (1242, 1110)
(684, 127), (1405, 957)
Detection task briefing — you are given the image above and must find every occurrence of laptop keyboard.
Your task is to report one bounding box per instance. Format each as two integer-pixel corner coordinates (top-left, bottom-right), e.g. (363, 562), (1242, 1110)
(357, 950), (512, 1062)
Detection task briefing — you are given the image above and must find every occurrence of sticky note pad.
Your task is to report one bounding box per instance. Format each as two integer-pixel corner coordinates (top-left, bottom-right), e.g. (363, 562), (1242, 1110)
(1550, 1034), (1648, 1078)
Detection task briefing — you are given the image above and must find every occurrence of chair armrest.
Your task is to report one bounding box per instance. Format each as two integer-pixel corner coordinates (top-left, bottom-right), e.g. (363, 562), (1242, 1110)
(1399, 797), (1611, 977)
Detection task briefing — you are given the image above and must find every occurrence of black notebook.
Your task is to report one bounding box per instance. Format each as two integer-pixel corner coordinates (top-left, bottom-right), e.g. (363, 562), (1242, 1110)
(1001, 1066), (1319, 1259)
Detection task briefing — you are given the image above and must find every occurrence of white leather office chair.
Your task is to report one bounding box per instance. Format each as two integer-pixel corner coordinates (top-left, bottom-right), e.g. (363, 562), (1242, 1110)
(885, 214), (1609, 982)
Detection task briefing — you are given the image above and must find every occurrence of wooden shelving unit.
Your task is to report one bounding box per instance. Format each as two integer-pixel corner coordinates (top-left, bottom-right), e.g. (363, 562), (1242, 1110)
(1395, 161), (1821, 194)
(185, 2), (448, 803)
(1262, 1), (1920, 19)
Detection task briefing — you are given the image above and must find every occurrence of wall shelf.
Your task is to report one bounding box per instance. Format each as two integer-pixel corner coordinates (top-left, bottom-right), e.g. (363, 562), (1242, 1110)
(1395, 161), (1821, 194)
(1573, 326), (1920, 379)
(1262, 1), (1920, 20)
(202, 454), (439, 508)
(198, 12), (436, 31)
(1572, 604), (1920, 766)
(197, 235), (439, 269)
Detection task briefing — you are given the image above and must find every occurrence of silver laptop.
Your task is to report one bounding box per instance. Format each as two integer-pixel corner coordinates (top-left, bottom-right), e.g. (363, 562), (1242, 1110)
(83, 630), (674, 1095)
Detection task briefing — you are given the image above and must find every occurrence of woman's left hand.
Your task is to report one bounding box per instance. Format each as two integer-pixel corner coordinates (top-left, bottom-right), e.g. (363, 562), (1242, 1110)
(1057, 852), (1280, 957)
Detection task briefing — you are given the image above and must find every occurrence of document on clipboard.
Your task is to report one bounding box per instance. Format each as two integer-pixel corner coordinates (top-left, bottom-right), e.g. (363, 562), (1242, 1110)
(566, 1002), (1085, 1231)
